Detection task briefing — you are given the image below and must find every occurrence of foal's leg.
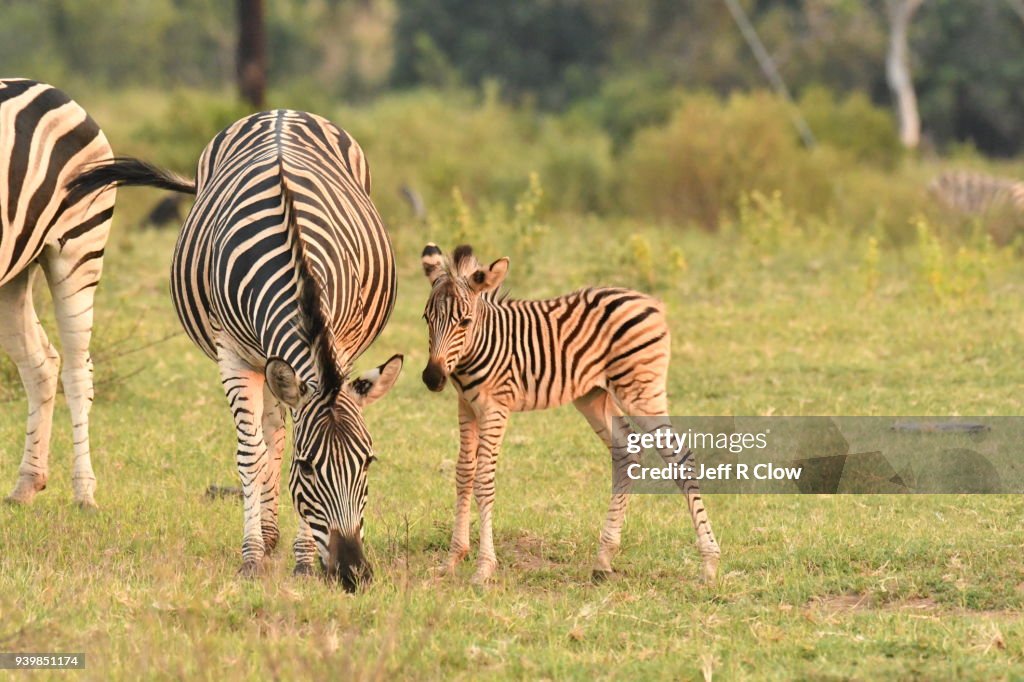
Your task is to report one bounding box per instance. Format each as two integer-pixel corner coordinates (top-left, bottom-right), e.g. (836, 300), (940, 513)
(470, 406), (509, 585)
(573, 388), (637, 581)
(216, 342), (269, 577)
(260, 385), (286, 553)
(1, 268), (60, 504)
(612, 371), (721, 583)
(442, 398), (478, 574)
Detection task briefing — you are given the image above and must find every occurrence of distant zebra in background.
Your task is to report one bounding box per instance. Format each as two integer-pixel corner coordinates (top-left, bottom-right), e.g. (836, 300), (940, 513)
(69, 110), (402, 589)
(0, 79), (116, 509)
(420, 243), (720, 584)
(928, 170), (1024, 245)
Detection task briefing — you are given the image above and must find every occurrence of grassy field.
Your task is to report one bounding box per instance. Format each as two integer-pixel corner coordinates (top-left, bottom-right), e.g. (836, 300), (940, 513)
(3, 183), (1024, 680)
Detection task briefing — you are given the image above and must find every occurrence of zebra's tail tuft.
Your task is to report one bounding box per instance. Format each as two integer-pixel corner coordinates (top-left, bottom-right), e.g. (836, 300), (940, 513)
(66, 157), (196, 205)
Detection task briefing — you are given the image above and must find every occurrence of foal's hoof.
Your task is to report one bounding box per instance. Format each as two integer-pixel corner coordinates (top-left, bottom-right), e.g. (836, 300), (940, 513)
(701, 559), (719, 584)
(238, 560), (263, 579)
(7, 476), (46, 504)
(292, 563), (317, 578)
(591, 568), (615, 584)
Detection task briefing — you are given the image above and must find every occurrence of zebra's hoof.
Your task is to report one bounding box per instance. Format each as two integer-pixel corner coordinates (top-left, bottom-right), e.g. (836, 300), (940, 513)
(238, 560), (263, 579)
(591, 568), (615, 584)
(701, 558), (719, 584)
(470, 565), (496, 586)
(75, 497), (100, 512)
(292, 562), (317, 578)
(7, 476), (46, 504)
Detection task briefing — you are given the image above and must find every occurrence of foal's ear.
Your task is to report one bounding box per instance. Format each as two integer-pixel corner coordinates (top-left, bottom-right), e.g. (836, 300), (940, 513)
(422, 243), (445, 285)
(265, 358), (308, 409)
(344, 354), (403, 409)
(469, 257), (509, 293)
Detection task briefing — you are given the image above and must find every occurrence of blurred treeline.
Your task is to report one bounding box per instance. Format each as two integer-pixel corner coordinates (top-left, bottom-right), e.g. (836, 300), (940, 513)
(2, 0), (1023, 241)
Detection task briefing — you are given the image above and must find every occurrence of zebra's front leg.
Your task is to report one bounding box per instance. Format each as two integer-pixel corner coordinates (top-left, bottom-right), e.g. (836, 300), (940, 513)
(470, 408), (509, 585)
(442, 399), (478, 575)
(0, 268), (59, 505)
(217, 344), (269, 578)
(260, 387), (286, 553)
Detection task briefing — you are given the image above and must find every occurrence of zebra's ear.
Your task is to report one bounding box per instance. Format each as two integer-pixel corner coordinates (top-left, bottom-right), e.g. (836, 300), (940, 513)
(265, 358), (307, 409)
(422, 244), (445, 285)
(469, 257), (509, 293)
(345, 354), (403, 409)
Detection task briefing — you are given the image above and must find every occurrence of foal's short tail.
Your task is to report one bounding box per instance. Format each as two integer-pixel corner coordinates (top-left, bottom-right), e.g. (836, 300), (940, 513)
(66, 157), (197, 205)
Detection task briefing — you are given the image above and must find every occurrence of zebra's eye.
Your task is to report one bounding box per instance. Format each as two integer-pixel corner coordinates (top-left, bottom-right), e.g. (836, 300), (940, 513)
(296, 459), (314, 477)
(459, 317), (471, 328)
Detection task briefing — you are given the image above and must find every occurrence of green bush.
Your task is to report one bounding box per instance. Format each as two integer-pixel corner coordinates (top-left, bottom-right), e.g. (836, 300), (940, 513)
(334, 85), (613, 226)
(798, 86), (902, 168)
(618, 91), (837, 229)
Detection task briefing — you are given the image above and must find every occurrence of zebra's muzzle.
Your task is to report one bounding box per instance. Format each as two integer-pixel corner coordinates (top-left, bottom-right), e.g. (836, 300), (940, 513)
(422, 361), (447, 392)
(326, 529), (372, 593)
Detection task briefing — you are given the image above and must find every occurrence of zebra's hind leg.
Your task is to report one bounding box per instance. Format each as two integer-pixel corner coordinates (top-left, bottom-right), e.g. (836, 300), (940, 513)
(1, 268), (60, 504)
(441, 398), (479, 575)
(573, 388), (637, 582)
(259, 387), (285, 554)
(612, 378), (721, 583)
(41, 237), (109, 509)
(629, 410), (721, 582)
(216, 343), (269, 578)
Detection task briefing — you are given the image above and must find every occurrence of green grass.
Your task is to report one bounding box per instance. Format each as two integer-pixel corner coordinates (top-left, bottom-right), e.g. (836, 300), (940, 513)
(3, 193), (1024, 680)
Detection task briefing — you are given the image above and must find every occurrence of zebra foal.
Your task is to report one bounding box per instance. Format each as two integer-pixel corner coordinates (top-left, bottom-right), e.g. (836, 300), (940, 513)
(1, 79), (116, 508)
(420, 243), (720, 584)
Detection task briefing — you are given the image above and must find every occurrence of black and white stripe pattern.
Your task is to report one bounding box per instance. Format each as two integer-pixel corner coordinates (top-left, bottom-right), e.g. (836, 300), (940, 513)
(420, 244), (720, 584)
(1, 78), (116, 509)
(928, 170), (1024, 216)
(69, 110), (401, 589)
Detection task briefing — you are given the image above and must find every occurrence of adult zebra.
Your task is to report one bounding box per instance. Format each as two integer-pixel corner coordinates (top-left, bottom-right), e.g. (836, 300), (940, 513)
(420, 243), (720, 585)
(0, 78), (116, 509)
(69, 110), (402, 589)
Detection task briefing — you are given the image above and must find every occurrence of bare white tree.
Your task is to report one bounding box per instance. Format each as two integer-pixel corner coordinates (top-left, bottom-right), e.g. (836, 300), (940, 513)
(885, 0), (926, 149)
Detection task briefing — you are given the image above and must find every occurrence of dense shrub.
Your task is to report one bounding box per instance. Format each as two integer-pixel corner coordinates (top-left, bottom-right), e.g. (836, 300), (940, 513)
(618, 91), (838, 229)
(798, 86), (902, 168)
(334, 86), (613, 225)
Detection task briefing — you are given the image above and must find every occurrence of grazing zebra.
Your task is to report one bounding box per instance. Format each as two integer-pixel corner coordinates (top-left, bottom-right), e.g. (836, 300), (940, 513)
(68, 110), (401, 589)
(420, 243), (720, 584)
(928, 170), (1024, 217)
(928, 170), (1024, 246)
(0, 79), (116, 509)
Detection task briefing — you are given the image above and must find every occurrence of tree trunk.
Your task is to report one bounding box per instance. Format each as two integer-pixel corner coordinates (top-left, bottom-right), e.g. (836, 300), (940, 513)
(885, 0), (925, 149)
(237, 0), (266, 110)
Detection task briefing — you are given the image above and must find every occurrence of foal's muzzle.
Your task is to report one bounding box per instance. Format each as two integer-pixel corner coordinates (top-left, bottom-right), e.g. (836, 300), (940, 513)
(422, 361), (447, 392)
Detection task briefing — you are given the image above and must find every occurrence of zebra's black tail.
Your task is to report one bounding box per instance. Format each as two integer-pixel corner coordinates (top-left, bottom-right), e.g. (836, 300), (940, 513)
(66, 157), (196, 204)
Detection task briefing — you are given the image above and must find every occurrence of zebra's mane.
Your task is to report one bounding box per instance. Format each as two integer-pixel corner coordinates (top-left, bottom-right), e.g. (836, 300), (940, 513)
(440, 244), (509, 303)
(282, 182), (345, 395)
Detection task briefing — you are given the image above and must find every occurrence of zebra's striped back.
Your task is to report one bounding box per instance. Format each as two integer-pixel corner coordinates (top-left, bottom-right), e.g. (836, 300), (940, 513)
(172, 109), (394, 374)
(0, 79), (113, 287)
